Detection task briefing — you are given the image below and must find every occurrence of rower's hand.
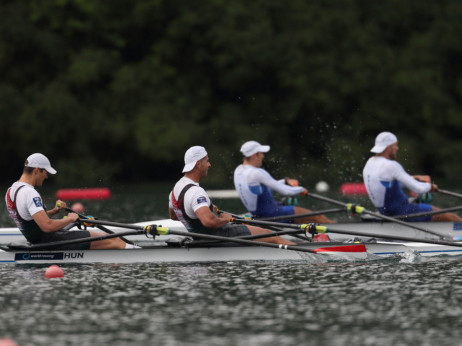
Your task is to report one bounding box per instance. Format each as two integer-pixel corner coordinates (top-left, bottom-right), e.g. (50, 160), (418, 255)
(55, 200), (67, 212)
(300, 188), (308, 196)
(218, 211), (232, 223)
(414, 175), (431, 183)
(430, 183), (438, 192)
(285, 178), (299, 187)
(67, 212), (79, 222)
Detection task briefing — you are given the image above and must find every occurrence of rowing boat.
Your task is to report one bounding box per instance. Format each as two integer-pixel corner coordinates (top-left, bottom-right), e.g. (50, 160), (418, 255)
(2, 216), (462, 264)
(1, 236), (462, 264)
(0, 218), (460, 244)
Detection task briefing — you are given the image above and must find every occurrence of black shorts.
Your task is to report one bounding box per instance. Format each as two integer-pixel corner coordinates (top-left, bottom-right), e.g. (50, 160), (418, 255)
(207, 224), (251, 237)
(37, 230), (92, 250)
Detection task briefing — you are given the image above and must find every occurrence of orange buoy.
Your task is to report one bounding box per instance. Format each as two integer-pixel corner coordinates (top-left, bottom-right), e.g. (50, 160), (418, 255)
(0, 338), (18, 346)
(45, 265), (64, 279)
(56, 188), (111, 200)
(340, 183), (368, 196)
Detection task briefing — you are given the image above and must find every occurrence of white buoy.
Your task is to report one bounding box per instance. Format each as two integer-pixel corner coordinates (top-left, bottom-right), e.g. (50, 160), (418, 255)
(315, 181), (329, 192)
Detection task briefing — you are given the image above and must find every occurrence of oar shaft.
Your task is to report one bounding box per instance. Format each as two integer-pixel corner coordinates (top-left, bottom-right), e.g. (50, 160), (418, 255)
(257, 208), (345, 221)
(307, 192), (444, 239)
(324, 227), (462, 248)
(231, 217), (305, 231)
(395, 206), (462, 220)
(437, 189), (462, 199)
(87, 219), (320, 254)
(13, 230), (144, 251)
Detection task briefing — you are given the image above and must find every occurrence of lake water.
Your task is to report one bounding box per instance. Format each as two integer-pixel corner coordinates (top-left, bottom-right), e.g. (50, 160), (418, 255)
(1, 183), (462, 346)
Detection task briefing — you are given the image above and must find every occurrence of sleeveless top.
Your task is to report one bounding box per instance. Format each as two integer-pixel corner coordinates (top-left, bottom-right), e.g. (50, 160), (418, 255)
(6, 185), (45, 243)
(170, 183), (213, 233)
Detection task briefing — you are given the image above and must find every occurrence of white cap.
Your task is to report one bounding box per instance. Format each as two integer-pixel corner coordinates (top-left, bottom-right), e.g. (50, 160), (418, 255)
(25, 153), (57, 174)
(182, 146), (208, 173)
(240, 141), (270, 157)
(371, 132), (398, 153)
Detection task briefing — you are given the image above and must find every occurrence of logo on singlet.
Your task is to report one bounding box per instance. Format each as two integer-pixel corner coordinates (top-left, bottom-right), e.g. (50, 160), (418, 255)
(33, 197), (42, 207)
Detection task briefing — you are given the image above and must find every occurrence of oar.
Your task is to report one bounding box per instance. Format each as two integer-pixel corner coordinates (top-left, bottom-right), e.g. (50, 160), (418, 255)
(257, 208), (345, 222)
(82, 219), (364, 255)
(437, 189), (462, 199)
(394, 205), (462, 220)
(314, 225), (462, 248)
(64, 207), (135, 245)
(232, 217), (462, 248)
(7, 229), (148, 251)
(306, 192), (446, 239)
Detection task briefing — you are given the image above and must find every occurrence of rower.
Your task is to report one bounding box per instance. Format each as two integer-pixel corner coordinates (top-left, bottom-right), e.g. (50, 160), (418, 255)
(362, 132), (462, 222)
(4, 153), (130, 250)
(169, 146), (294, 245)
(233, 140), (335, 223)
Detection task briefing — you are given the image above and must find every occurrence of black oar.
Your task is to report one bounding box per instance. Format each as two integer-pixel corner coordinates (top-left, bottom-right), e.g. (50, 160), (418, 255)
(64, 207), (135, 245)
(232, 217), (462, 248)
(6, 229), (147, 251)
(257, 208), (345, 222)
(395, 205), (462, 220)
(306, 192), (446, 239)
(315, 226), (462, 248)
(437, 189), (462, 199)
(82, 219), (364, 255)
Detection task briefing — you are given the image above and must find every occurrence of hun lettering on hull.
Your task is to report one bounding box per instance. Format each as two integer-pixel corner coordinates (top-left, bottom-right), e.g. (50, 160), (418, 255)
(63, 252), (84, 259)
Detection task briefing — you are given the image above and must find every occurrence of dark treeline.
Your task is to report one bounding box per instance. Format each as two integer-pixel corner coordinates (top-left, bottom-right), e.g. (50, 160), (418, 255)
(1, 0), (462, 187)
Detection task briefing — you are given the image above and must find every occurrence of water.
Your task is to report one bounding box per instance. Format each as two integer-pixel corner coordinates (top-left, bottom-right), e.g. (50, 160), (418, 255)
(1, 183), (462, 345)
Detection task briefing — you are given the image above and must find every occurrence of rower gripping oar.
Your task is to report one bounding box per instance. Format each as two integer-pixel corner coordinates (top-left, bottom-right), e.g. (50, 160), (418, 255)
(64, 207), (135, 245)
(306, 192), (446, 240)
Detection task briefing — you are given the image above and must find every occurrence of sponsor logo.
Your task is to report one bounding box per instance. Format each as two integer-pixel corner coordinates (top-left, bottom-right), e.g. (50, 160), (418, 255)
(197, 196), (207, 204)
(15, 253), (64, 261)
(33, 197), (42, 208)
(453, 223), (462, 231)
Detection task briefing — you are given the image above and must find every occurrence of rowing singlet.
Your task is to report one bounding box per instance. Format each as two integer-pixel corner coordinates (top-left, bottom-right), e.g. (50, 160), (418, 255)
(169, 177), (213, 232)
(5, 184), (45, 243)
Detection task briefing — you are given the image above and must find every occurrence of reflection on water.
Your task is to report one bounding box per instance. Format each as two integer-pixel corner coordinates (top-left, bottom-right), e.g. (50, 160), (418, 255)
(1, 259), (462, 346)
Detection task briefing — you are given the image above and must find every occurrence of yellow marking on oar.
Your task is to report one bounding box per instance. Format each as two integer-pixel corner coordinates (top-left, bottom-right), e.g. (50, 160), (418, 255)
(156, 227), (170, 235)
(346, 203), (365, 214)
(315, 225), (328, 233)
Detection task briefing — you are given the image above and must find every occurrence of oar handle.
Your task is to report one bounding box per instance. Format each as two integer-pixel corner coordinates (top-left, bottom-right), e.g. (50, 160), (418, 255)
(68, 208), (135, 245)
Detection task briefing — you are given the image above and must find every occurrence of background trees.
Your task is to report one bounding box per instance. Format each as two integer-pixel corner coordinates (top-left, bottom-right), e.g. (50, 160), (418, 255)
(1, 0), (461, 187)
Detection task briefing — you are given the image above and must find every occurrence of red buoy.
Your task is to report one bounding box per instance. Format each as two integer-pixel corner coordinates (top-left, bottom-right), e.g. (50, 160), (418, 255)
(56, 188), (111, 200)
(45, 265), (64, 279)
(339, 183), (368, 196)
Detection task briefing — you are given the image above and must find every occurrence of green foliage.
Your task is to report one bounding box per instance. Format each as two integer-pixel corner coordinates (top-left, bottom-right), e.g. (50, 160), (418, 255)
(1, 0), (462, 187)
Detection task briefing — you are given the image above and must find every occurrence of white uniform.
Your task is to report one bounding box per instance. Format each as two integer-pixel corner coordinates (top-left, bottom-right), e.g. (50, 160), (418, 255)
(233, 164), (304, 216)
(363, 156), (432, 219)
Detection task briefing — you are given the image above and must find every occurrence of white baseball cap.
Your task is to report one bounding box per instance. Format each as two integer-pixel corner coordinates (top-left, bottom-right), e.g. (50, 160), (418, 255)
(240, 141), (270, 157)
(25, 153), (57, 174)
(182, 146), (208, 173)
(371, 132), (398, 154)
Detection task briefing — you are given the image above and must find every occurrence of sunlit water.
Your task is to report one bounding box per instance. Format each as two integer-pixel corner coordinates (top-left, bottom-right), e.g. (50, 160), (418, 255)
(1, 184), (462, 345)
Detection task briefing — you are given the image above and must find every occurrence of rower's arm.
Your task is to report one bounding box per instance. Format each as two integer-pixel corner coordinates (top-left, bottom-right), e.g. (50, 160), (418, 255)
(32, 210), (79, 233)
(195, 206), (231, 229)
